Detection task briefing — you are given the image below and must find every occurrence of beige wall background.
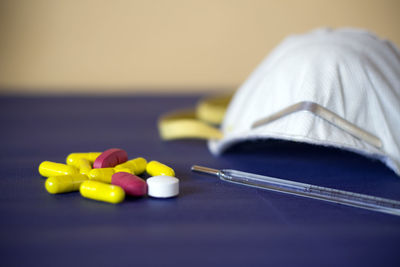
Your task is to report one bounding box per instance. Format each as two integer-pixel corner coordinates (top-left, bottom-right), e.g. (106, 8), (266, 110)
(0, 0), (399, 94)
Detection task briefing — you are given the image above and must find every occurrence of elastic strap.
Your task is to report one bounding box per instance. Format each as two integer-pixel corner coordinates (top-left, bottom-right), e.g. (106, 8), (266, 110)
(158, 94), (232, 140)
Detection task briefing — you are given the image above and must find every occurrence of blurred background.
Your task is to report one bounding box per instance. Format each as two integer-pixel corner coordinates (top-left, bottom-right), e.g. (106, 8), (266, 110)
(0, 0), (399, 94)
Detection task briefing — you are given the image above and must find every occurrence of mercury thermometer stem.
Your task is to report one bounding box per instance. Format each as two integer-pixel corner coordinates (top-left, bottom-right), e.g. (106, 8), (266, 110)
(191, 165), (400, 216)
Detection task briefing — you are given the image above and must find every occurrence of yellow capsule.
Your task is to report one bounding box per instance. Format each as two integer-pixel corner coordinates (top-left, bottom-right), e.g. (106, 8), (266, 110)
(78, 158), (92, 175)
(146, 161), (175, 177)
(39, 161), (78, 177)
(88, 168), (115, 183)
(66, 152), (101, 167)
(80, 180), (125, 204)
(45, 174), (88, 194)
(114, 157), (147, 175)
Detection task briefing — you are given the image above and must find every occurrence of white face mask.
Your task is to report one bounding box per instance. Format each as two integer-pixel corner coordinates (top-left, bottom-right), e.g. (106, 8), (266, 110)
(209, 28), (400, 175)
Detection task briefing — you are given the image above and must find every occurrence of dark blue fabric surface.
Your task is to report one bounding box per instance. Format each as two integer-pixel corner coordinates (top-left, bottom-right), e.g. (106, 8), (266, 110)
(0, 95), (399, 267)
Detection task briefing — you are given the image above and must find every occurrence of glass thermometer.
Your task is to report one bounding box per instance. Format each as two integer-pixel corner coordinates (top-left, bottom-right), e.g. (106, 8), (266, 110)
(191, 165), (400, 216)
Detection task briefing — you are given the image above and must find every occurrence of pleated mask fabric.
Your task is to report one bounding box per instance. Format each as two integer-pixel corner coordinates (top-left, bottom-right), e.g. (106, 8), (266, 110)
(209, 28), (400, 175)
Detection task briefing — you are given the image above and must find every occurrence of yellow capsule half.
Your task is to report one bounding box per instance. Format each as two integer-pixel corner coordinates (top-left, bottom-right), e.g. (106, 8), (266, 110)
(146, 161), (175, 177)
(66, 152), (101, 167)
(39, 161), (78, 177)
(45, 174), (88, 194)
(80, 180), (125, 204)
(114, 157), (147, 175)
(88, 168), (115, 183)
(78, 158), (92, 175)
(114, 168), (133, 174)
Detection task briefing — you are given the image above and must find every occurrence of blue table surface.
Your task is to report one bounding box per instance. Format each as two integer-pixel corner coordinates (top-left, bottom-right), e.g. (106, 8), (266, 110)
(0, 95), (399, 267)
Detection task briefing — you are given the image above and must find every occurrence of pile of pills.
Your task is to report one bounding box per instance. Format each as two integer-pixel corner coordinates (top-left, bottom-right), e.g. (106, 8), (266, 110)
(38, 148), (179, 204)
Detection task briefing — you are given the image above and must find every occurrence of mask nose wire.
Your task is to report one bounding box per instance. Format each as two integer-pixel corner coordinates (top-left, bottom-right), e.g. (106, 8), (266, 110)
(251, 101), (382, 149)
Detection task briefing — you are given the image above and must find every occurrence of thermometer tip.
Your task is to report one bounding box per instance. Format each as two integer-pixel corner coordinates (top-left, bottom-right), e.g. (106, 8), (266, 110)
(191, 165), (220, 177)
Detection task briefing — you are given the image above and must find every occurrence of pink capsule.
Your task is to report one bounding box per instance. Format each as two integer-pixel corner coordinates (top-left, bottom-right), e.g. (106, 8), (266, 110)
(111, 172), (147, 197)
(93, 148), (128, 169)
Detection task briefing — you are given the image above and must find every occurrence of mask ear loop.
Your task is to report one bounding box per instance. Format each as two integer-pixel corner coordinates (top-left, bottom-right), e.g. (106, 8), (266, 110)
(158, 109), (223, 140)
(157, 94), (232, 141)
(251, 101), (382, 149)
